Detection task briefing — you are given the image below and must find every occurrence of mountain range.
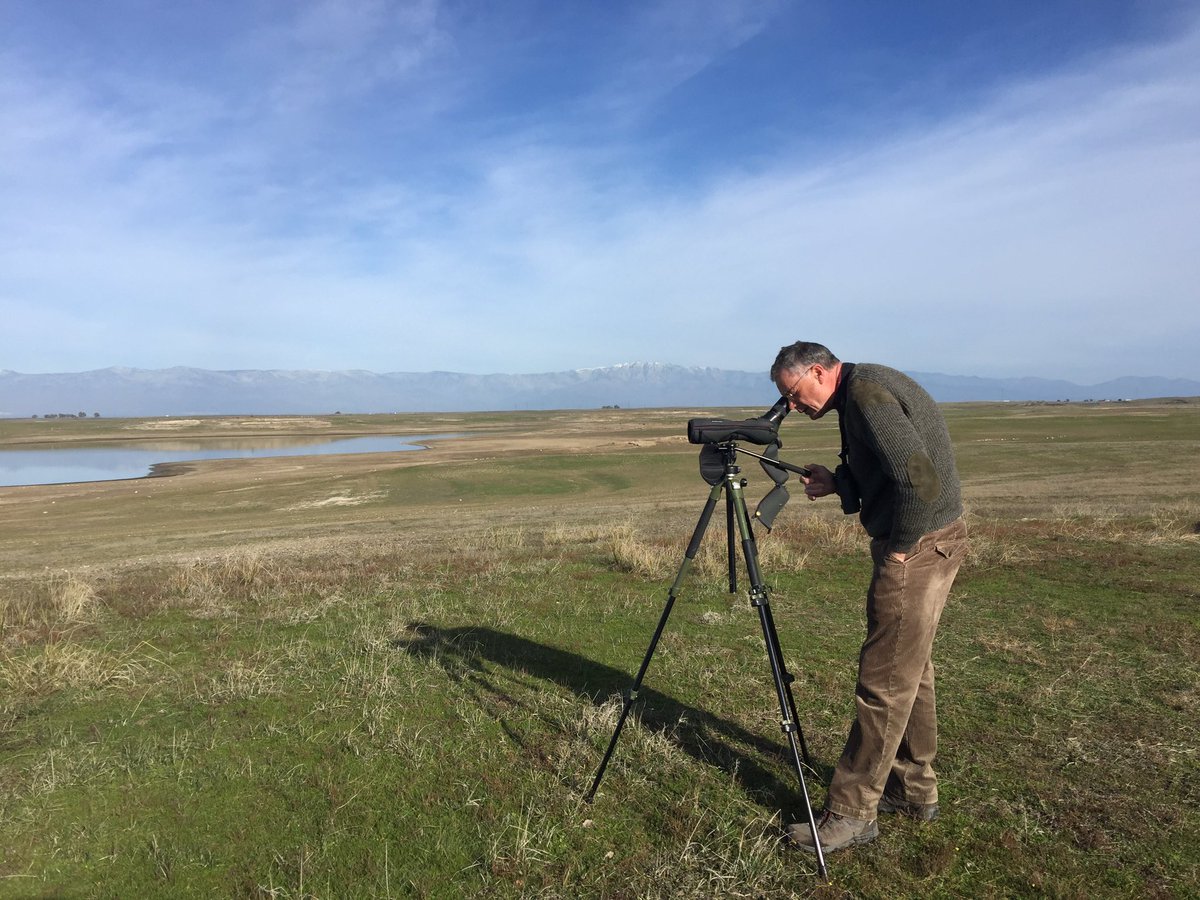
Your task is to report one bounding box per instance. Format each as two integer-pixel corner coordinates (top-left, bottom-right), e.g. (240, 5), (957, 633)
(2, 364), (1198, 418)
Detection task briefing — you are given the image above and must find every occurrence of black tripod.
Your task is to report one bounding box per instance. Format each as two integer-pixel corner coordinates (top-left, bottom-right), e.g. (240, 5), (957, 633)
(584, 440), (829, 881)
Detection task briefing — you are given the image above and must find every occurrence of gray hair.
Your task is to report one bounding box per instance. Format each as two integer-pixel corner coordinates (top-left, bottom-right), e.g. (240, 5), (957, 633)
(770, 342), (840, 382)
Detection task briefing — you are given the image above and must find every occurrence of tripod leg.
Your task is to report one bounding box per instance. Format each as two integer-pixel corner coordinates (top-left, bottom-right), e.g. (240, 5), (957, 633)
(760, 603), (813, 766)
(728, 477), (829, 881)
(726, 487), (738, 593)
(585, 482), (724, 803)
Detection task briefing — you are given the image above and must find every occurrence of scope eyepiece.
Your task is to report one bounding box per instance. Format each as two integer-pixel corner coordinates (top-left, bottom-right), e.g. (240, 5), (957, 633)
(759, 395), (790, 427)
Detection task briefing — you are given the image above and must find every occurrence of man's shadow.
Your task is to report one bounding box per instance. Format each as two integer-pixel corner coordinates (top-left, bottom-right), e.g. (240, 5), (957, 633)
(392, 622), (831, 815)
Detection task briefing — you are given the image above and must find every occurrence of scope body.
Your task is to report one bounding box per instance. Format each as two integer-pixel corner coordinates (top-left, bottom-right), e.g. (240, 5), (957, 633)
(687, 395), (790, 446)
(687, 418), (780, 445)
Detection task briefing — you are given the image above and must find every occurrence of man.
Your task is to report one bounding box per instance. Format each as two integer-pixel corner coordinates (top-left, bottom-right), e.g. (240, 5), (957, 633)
(770, 341), (969, 853)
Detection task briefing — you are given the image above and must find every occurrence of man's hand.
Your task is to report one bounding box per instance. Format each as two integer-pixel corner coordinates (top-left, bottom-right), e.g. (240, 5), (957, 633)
(800, 463), (836, 500)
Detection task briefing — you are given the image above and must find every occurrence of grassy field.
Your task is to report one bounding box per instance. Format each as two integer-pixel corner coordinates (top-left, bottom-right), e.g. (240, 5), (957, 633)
(1, 400), (1198, 898)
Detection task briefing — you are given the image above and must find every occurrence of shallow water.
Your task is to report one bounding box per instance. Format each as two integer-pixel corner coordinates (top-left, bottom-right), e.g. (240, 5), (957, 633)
(0, 434), (454, 487)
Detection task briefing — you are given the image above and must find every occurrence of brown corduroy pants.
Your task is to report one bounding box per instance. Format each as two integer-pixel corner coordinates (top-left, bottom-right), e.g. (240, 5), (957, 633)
(824, 517), (969, 821)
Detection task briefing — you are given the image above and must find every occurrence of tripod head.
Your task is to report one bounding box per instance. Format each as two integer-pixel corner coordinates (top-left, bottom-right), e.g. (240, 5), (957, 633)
(694, 439), (811, 530)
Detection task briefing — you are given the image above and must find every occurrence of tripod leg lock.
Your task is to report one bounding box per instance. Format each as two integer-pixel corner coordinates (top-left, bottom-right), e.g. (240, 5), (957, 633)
(749, 587), (770, 608)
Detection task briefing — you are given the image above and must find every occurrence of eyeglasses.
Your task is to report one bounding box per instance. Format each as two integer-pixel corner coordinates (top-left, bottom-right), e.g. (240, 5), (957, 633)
(779, 367), (812, 402)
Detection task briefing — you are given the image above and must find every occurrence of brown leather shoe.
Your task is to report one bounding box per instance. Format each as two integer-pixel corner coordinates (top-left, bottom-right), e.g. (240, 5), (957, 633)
(786, 810), (878, 852)
(877, 793), (940, 821)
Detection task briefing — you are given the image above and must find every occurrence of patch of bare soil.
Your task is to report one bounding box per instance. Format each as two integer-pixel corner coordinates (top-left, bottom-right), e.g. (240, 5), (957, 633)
(126, 417), (334, 431)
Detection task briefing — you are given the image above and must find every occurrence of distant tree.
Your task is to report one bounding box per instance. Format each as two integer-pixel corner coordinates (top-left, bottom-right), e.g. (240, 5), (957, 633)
(93, 412), (101, 418)
(78, 412), (87, 418)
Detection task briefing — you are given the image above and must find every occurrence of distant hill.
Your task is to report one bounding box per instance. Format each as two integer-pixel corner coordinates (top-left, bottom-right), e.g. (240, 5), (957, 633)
(1, 363), (1197, 418)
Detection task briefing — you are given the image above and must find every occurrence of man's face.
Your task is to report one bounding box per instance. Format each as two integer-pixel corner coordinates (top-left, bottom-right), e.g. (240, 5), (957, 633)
(776, 365), (831, 419)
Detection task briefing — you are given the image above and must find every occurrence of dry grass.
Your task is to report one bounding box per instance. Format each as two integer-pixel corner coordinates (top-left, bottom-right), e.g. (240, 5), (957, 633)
(2, 495), (1190, 649)
(1048, 501), (1200, 545)
(0, 641), (147, 696)
(50, 572), (99, 622)
(0, 571), (99, 641)
(480, 526), (529, 550)
(954, 500), (1200, 570)
(0, 640), (150, 735)
(606, 514), (864, 580)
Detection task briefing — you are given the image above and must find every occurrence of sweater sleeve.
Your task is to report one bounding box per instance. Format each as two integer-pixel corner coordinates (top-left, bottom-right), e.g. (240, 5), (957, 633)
(849, 379), (942, 553)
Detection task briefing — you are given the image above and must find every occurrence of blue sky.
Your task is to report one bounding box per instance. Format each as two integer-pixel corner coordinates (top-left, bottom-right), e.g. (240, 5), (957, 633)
(2, 1), (1197, 382)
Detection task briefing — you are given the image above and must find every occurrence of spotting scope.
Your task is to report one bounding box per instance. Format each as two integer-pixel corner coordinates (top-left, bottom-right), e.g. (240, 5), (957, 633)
(687, 396), (790, 446)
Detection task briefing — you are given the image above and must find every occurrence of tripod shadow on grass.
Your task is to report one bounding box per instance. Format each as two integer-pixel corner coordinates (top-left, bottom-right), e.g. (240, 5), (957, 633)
(392, 622), (832, 814)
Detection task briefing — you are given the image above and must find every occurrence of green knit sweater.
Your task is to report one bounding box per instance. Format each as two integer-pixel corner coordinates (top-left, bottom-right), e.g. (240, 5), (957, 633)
(834, 363), (963, 553)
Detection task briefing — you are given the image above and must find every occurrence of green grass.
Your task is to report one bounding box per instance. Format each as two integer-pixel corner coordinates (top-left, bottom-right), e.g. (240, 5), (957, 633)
(2, 401), (1199, 897)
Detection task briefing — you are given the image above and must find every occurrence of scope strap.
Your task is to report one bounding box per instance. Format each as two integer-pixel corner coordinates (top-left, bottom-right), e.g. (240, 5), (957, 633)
(836, 362), (855, 467)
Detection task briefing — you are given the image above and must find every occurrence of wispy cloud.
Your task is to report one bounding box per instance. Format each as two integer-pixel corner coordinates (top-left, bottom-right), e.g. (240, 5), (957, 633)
(586, 0), (784, 123)
(236, 0), (451, 114)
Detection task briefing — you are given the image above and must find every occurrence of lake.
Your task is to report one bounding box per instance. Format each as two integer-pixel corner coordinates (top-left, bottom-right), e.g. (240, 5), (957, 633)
(0, 434), (455, 487)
